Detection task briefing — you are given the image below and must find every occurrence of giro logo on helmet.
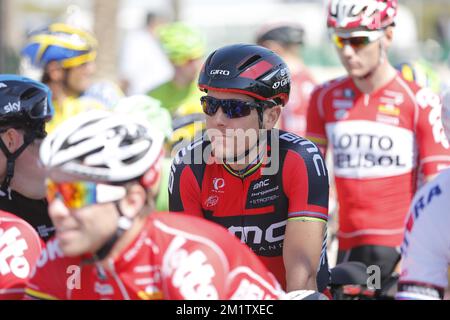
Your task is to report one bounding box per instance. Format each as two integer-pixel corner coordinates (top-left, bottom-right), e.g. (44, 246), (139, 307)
(210, 70), (230, 76)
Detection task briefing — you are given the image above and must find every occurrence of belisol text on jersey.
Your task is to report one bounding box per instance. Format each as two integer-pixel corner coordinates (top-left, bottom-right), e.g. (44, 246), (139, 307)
(331, 133), (408, 168)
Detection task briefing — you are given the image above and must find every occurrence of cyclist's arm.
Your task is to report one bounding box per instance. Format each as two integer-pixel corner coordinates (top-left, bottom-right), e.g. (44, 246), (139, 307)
(168, 159), (203, 216)
(415, 88), (450, 181)
(283, 220), (325, 291)
(306, 86), (328, 157)
(396, 177), (450, 300)
(0, 212), (43, 300)
(283, 149), (329, 292)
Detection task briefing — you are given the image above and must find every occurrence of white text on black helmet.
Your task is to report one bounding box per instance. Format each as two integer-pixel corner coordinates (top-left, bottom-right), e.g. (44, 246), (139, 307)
(210, 70), (230, 76)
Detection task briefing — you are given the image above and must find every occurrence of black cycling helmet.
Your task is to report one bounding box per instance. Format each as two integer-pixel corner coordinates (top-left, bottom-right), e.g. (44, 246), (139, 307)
(0, 74), (54, 193)
(256, 24), (305, 46)
(198, 44), (291, 107)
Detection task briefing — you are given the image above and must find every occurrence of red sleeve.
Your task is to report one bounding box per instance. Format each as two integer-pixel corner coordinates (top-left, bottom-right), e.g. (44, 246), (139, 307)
(168, 161), (203, 217)
(306, 86), (328, 155)
(0, 211), (43, 300)
(24, 238), (68, 300)
(283, 149), (329, 223)
(415, 87), (450, 178)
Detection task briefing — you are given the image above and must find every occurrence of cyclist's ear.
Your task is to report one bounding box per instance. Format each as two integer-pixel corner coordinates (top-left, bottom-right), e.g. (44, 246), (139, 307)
(263, 105), (282, 130)
(0, 128), (24, 153)
(45, 61), (65, 82)
(382, 26), (395, 49)
(118, 183), (147, 219)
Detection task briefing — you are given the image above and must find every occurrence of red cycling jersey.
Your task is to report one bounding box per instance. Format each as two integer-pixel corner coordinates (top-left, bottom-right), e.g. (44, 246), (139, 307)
(168, 129), (330, 290)
(0, 210), (43, 299)
(307, 73), (450, 250)
(280, 67), (316, 137)
(25, 212), (283, 300)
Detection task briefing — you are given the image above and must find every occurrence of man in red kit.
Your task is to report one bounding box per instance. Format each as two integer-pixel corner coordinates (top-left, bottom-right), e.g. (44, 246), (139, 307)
(257, 23), (316, 137)
(306, 0), (450, 287)
(0, 210), (43, 299)
(25, 111), (284, 300)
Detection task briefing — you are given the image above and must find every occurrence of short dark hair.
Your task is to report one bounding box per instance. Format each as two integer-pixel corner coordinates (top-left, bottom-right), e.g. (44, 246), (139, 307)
(256, 25), (305, 47)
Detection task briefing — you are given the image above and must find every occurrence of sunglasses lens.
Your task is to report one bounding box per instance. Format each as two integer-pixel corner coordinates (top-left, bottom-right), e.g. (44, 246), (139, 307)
(333, 34), (375, 50)
(349, 37), (370, 49)
(47, 181), (97, 209)
(201, 96), (218, 116)
(333, 34), (345, 49)
(201, 96), (254, 119)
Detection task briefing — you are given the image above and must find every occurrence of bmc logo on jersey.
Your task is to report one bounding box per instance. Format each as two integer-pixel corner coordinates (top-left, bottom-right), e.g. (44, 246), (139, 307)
(253, 179), (270, 191)
(0, 226), (30, 279)
(228, 220), (286, 245)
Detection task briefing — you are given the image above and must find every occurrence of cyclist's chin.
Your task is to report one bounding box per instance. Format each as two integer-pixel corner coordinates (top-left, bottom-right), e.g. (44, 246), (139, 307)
(57, 231), (88, 256)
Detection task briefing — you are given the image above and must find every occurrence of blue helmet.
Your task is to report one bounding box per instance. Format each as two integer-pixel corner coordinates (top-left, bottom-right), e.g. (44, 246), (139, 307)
(0, 74), (53, 133)
(21, 23), (97, 69)
(0, 74), (54, 191)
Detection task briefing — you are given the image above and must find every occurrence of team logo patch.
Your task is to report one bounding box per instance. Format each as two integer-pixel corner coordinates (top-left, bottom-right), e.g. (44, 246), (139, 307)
(377, 104), (400, 116)
(334, 109), (349, 120)
(204, 195), (219, 208)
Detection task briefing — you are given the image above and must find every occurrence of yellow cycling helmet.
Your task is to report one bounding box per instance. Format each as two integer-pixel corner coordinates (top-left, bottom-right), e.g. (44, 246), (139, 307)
(396, 60), (442, 93)
(157, 22), (206, 66)
(21, 23), (97, 69)
(170, 101), (205, 150)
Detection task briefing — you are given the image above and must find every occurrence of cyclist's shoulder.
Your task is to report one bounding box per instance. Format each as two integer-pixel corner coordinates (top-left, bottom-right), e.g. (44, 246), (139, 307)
(276, 129), (324, 158)
(171, 136), (210, 167)
(149, 212), (239, 248)
(411, 168), (450, 214)
(312, 75), (351, 95)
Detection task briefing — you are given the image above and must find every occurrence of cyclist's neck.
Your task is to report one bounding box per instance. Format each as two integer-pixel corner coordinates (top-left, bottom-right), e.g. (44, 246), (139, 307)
(224, 142), (264, 173)
(98, 214), (148, 268)
(353, 61), (397, 94)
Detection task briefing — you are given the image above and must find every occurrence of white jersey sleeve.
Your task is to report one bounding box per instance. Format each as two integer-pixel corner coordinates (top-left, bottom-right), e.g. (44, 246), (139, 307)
(396, 169), (450, 300)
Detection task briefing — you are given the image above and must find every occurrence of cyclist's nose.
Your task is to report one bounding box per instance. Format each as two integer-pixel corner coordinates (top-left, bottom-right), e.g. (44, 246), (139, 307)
(211, 107), (229, 128)
(341, 44), (356, 58)
(48, 198), (71, 220)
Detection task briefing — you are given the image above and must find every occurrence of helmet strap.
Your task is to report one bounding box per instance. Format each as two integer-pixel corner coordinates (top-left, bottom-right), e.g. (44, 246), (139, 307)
(0, 130), (36, 197)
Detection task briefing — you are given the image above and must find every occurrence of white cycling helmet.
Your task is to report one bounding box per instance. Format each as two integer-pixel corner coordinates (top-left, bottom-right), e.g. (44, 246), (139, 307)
(442, 90), (450, 142)
(40, 110), (164, 186)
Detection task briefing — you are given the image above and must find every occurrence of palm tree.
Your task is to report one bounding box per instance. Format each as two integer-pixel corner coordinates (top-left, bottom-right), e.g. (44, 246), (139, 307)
(93, 0), (119, 81)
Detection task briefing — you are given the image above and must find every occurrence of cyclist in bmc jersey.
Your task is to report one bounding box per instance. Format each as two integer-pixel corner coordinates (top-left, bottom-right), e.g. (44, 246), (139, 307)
(0, 75), (55, 241)
(395, 90), (450, 300)
(25, 111), (283, 300)
(0, 210), (43, 299)
(168, 44), (330, 293)
(306, 0), (450, 284)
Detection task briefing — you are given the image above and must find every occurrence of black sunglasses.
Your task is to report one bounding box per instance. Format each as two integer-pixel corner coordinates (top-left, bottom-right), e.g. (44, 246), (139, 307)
(201, 96), (274, 119)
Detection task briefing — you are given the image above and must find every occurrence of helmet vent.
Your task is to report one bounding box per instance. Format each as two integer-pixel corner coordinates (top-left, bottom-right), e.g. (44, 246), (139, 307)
(21, 88), (39, 101)
(238, 55), (261, 71)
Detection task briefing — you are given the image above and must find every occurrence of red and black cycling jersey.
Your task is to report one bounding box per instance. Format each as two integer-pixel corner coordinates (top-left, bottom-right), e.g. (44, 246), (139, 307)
(168, 129), (329, 290)
(0, 191), (54, 242)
